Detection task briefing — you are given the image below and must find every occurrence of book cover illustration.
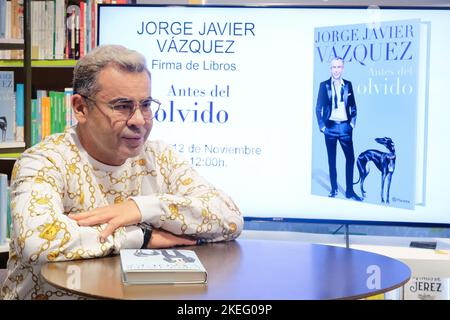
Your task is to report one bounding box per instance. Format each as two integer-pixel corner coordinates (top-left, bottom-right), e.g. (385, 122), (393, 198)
(311, 19), (424, 210)
(0, 71), (15, 142)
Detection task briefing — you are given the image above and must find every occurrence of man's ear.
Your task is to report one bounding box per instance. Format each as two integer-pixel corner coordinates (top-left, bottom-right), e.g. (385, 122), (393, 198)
(72, 94), (89, 124)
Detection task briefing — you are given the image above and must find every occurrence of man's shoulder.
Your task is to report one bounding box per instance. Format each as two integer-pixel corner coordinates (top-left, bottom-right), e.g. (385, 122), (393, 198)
(20, 130), (77, 164)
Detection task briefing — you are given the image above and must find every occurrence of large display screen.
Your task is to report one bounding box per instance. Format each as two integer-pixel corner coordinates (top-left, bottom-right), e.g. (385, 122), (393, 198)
(98, 4), (450, 226)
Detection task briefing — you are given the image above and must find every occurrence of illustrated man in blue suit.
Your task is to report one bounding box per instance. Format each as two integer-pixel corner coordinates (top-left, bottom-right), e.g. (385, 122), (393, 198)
(315, 56), (362, 201)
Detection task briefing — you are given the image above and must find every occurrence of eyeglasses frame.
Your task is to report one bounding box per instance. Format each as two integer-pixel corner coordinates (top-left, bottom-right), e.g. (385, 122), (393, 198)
(79, 93), (161, 121)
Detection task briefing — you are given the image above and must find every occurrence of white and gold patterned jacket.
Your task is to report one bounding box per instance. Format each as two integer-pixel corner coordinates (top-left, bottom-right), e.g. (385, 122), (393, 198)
(1, 127), (243, 300)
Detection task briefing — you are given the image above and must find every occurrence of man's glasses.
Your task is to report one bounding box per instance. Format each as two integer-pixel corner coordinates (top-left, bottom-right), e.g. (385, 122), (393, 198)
(80, 94), (161, 121)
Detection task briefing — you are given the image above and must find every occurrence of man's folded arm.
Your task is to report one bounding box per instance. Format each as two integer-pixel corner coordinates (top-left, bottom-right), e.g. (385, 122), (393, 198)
(132, 144), (243, 243)
(10, 155), (141, 265)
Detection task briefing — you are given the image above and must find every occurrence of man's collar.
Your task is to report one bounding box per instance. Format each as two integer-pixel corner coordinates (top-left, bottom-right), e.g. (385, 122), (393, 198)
(331, 78), (344, 85)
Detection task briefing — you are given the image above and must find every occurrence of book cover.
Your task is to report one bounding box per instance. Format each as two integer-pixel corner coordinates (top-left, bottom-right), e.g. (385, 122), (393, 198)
(311, 19), (423, 210)
(120, 249), (207, 285)
(0, 71), (15, 143)
(66, 4), (80, 59)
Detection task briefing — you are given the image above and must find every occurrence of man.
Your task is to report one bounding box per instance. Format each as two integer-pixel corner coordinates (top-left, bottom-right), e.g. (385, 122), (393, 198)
(1, 45), (243, 300)
(315, 57), (362, 201)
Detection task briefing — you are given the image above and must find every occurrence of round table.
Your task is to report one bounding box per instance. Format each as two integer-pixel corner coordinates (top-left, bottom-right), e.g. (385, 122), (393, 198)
(41, 239), (411, 299)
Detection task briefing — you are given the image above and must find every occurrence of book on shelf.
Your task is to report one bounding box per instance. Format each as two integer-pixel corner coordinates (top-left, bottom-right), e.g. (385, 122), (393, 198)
(15, 83), (24, 142)
(41, 96), (51, 139)
(0, 71), (16, 144)
(29, 88), (74, 146)
(0, 0), (6, 39)
(6, 186), (11, 239)
(9, 0), (23, 59)
(0, 173), (8, 245)
(66, 4), (80, 60)
(0, 0), (133, 61)
(0, 71), (26, 148)
(120, 249), (207, 285)
(64, 87), (76, 127)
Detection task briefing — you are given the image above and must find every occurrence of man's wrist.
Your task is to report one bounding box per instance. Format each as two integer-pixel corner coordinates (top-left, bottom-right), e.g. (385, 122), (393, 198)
(139, 224), (153, 249)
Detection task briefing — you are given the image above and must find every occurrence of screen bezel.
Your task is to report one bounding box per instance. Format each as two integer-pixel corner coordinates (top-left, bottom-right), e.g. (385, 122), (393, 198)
(97, 3), (450, 228)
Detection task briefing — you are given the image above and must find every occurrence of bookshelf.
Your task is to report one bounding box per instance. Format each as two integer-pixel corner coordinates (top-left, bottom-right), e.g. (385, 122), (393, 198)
(1, 1), (135, 165)
(0, 0), (133, 266)
(1, 1), (75, 177)
(0, 0), (31, 158)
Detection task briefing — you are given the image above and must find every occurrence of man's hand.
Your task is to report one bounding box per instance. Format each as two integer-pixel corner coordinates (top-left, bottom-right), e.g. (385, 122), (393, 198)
(149, 229), (196, 249)
(68, 200), (142, 242)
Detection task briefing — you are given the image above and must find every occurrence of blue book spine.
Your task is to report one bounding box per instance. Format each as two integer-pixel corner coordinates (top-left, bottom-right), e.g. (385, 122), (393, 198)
(15, 83), (24, 142)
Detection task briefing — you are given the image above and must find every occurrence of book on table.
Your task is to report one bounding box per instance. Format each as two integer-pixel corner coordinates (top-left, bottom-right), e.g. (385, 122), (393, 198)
(119, 249), (207, 285)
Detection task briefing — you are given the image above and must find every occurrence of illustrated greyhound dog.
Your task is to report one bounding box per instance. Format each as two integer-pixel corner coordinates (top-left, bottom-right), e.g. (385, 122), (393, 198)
(354, 137), (396, 204)
(0, 116), (7, 141)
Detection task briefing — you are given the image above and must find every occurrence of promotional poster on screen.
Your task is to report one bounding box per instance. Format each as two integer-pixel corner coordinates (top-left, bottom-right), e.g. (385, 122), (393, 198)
(311, 20), (423, 210)
(98, 6), (450, 225)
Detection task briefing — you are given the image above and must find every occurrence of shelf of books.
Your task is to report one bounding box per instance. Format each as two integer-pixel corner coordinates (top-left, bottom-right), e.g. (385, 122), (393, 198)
(0, 70), (25, 153)
(1, 1), (130, 159)
(1, 0), (121, 61)
(1, 65), (76, 155)
(1, 73), (76, 152)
